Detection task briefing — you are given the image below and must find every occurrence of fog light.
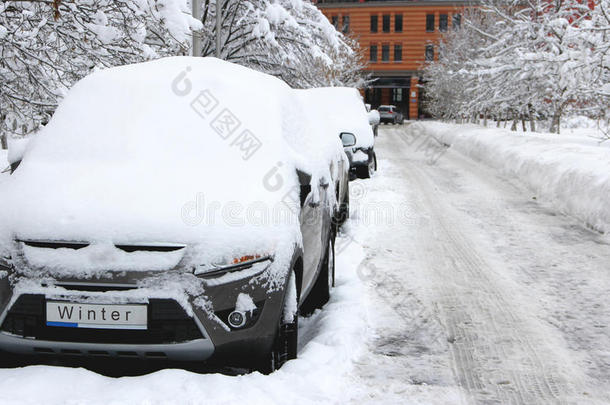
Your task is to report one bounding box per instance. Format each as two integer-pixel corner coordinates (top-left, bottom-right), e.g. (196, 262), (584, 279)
(228, 311), (246, 328)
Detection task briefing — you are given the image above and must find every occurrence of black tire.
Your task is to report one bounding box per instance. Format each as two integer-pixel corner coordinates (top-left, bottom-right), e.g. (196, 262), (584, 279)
(256, 270), (299, 374)
(301, 233), (335, 316)
(356, 152), (377, 179)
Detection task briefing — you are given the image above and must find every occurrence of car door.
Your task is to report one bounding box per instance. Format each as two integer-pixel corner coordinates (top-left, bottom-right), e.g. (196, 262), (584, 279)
(299, 180), (329, 302)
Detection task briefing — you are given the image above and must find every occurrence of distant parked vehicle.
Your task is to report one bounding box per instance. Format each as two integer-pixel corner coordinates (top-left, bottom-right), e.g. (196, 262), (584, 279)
(378, 105), (404, 125)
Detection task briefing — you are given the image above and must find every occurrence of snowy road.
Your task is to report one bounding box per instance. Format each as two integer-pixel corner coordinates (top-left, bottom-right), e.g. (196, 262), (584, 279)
(346, 125), (610, 404)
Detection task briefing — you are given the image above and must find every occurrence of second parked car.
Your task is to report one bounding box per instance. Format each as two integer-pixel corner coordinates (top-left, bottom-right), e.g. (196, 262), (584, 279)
(299, 87), (377, 179)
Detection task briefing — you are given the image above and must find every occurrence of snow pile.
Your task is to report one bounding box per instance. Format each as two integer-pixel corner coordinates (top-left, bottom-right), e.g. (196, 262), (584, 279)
(0, 235), (368, 405)
(413, 122), (610, 233)
(296, 87), (375, 150)
(0, 57), (346, 275)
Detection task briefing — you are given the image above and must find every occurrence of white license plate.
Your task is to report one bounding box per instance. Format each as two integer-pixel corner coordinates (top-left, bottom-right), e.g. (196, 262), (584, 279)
(46, 301), (147, 330)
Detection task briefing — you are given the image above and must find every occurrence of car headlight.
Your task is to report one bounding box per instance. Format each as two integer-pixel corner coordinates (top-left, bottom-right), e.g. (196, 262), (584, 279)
(194, 254), (272, 278)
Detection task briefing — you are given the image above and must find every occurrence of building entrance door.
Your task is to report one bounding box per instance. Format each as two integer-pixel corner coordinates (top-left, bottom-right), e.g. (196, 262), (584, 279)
(391, 88), (410, 119)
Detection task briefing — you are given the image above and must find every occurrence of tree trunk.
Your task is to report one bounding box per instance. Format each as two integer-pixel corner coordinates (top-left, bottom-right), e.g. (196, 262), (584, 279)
(521, 119), (527, 132)
(503, 120), (508, 128)
(511, 118), (518, 131)
(0, 133), (7, 150)
(528, 105), (536, 132)
(496, 119), (501, 128)
(483, 114), (488, 127)
(550, 110), (561, 134)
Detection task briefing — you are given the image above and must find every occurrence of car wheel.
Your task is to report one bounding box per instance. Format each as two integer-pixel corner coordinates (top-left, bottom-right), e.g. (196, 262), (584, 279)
(257, 269), (299, 374)
(301, 233), (335, 316)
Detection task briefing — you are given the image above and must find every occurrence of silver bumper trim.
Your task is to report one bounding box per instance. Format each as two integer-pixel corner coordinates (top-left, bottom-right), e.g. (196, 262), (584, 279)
(0, 333), (214, 361)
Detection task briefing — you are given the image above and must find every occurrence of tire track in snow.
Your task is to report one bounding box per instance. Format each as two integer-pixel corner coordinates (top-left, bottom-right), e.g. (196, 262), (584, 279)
(380, 126), (594, 404)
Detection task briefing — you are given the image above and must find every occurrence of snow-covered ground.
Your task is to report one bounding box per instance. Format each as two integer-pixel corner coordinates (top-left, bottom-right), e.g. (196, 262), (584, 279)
(415, 121), (610, 234)
(1, 123), (609, 404)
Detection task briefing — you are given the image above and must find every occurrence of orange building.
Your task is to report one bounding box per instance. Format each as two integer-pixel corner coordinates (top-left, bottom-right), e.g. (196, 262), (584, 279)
(315, 0), (468, 119)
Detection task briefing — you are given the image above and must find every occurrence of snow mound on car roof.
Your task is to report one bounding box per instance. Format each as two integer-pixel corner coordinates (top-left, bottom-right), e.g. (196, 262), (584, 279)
(297, 87), (375, 149)
(0, 57), (340, 270)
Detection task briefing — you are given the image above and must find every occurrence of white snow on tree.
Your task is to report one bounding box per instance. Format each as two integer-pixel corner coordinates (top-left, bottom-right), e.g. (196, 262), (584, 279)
(194, 0), (366, 89)
(0, 0), (201, 140)
(423, 0), (610, 134)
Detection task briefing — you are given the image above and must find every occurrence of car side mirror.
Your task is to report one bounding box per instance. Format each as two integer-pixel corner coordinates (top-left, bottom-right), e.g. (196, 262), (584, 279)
(340, 132), (356, 148)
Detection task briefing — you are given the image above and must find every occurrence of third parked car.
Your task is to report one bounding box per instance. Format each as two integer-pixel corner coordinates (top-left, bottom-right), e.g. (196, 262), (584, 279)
(378, 105), (404, 125)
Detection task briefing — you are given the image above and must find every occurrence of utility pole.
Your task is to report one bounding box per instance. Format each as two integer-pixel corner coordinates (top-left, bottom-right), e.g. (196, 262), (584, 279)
(191, 0), (202, 57)
(216, 0), (222, 58)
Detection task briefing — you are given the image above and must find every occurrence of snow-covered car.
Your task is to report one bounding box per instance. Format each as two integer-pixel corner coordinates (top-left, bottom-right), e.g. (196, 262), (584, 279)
(378, 105), (404, 125)
(0, 57), (348, 373)
(365, 104), (380, 137)
(295, 89), (352, 224)
(300, 88), (376, 179)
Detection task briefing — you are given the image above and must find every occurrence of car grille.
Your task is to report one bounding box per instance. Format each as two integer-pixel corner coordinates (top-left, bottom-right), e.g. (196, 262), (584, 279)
(0, 295), (203, 344)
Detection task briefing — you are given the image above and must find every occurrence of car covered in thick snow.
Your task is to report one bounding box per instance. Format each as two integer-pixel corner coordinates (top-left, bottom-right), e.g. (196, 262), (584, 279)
(297, 87), (376, 179)
(0, 57), (348, 373)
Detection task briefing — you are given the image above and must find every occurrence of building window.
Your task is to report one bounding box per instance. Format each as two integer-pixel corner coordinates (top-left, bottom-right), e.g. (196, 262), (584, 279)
(382, 14), (390, 33)
(382, 44), (390, 62)
(394, 44), (402, 62)
(342, 15), (350, 33)
(453, 14), (461, 29)
(426, 14), (435, 32)
(439, 14), (448, 32)
(395, 14), (403, 32)
(370, 15), (378, 33)
(331, 15), (339, 29)
(369, 45), (378, 62)
(425, 45), (434, 61)
(392, 88), (403, 103)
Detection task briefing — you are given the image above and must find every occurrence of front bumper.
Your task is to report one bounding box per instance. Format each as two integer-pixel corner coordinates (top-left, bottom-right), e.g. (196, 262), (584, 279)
(0, 330), (212, 361)
(0, 259), (293, 366)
